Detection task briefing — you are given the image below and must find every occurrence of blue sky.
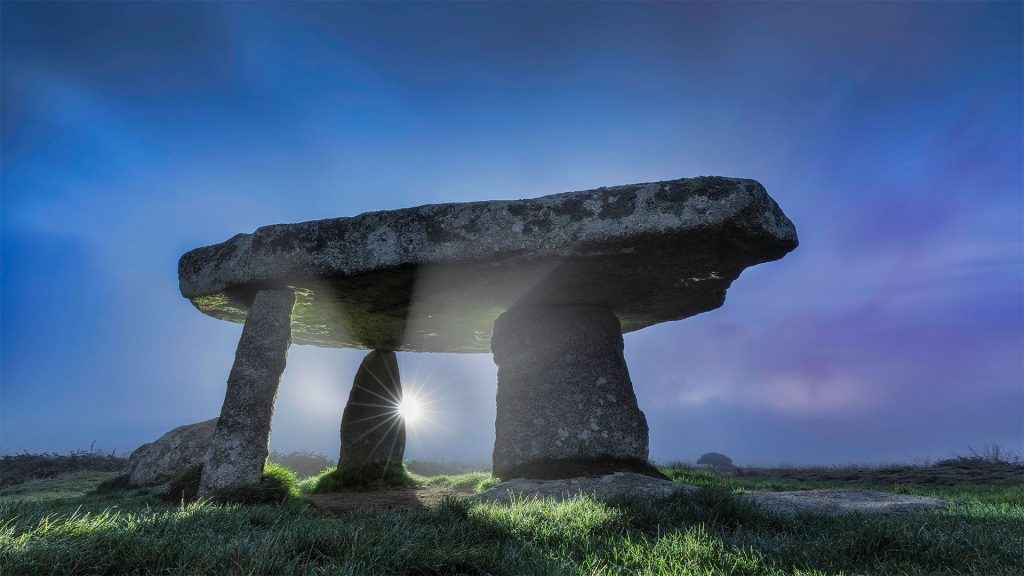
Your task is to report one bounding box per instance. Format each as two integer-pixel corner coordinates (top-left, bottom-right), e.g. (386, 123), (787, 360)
(2, 1), (1021, 466)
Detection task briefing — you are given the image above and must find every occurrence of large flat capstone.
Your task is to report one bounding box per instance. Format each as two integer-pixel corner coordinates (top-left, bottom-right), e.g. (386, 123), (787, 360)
(179, 176), (797, 353)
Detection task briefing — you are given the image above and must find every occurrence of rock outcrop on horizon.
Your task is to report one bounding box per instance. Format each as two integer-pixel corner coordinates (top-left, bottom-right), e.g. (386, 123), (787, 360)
(697, 452), (735, 472)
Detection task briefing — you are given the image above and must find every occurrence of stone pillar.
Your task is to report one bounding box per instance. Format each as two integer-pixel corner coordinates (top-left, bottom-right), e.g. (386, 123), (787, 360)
(199, 289), (294, 497)
(339, 350), (406, 475)
(491, 306), (654, 480)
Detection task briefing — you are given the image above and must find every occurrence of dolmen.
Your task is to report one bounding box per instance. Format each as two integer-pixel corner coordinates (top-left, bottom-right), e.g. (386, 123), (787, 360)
(179, 176), (797, 496)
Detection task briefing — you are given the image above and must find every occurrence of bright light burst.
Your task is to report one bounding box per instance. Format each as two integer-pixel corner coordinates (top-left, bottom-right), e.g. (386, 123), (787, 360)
(378, 363), (449, 446)
(396, 393), (423, 423)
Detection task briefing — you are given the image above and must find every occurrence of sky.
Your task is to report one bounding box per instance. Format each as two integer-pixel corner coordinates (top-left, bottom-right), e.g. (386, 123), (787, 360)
(2, 1), (1021, 467)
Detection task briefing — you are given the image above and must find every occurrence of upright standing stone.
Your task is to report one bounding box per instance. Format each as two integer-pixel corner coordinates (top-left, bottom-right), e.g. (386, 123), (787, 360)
(199, 289), (294, 497)
(491, 306), (652, 480)
(339, 350), (406, 475)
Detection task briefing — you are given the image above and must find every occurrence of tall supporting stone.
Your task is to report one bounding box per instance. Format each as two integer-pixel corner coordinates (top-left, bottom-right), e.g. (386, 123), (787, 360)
(339, 350), (406, 475)
(491, 306), (653, 480)
(199, 289), (294, 497)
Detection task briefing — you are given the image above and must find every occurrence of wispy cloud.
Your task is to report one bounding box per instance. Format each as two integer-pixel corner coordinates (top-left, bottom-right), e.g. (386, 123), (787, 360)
(2, 2), (1020, 463)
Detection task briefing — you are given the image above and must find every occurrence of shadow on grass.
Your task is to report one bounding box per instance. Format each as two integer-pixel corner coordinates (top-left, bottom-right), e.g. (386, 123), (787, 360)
(458, 486), (1024, 575)
(311, 487), (433, 513)
(0, 490), (562, 575)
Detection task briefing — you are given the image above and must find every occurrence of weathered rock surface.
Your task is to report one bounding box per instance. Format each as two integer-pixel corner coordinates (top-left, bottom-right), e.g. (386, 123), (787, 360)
(199, 289), (294, 497)
(179, 176), (797, 353)
(339, 350), (406, 473)
(745, 489), (948, 516)
(127, 418), (217, 486)
(473, 474), (949, 516)
(491, 306), (650, 480)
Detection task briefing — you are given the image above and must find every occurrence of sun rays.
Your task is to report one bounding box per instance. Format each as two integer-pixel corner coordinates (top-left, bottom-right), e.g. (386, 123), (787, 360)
(343, 361), (444, 452)
(396, 393), (423, 423)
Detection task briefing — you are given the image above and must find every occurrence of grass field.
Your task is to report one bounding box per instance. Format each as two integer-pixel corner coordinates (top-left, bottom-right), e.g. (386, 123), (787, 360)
(0, 456), (1021, 575)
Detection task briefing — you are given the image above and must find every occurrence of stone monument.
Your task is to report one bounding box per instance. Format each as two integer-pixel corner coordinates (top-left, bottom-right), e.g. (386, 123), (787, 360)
(178, 176), (797, 495)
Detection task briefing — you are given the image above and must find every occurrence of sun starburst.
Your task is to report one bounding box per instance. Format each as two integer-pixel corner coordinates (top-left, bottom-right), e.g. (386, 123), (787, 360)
(396, 393), (423, 423)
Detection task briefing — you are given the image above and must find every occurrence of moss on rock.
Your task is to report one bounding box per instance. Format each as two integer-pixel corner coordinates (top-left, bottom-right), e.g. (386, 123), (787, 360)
(310, 464), (417, 493)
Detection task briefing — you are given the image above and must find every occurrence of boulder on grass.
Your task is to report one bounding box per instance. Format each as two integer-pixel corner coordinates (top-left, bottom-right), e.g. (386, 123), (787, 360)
(127, 418), (217, 486)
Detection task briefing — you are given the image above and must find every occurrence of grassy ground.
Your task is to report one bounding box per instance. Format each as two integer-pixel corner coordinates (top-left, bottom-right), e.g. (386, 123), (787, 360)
(0, 471), (123, 501)
(661, 459), (1024, 506)
(0, 460), (1021, 575)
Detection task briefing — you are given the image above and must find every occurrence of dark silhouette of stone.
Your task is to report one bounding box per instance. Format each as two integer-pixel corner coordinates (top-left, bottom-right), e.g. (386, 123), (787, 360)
(179, 176), (798, 353)
(491, 306), (650, 480)
(339, 350), (406, 476)
(199, 289), (294, 497)
(127, 418), (217, 486)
